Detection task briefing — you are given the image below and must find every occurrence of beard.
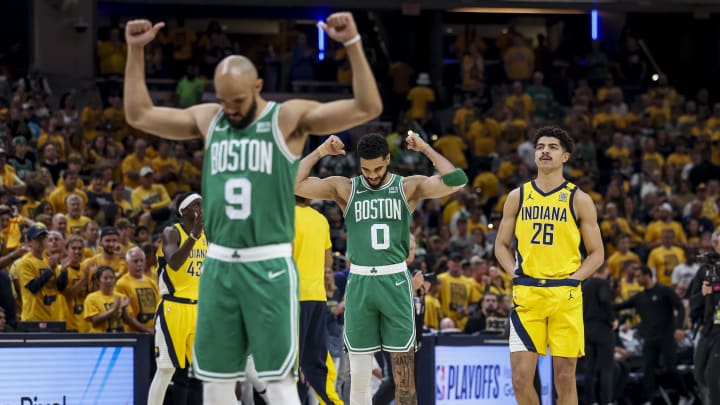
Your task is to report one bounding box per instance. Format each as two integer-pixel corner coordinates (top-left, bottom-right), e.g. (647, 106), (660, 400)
(363, 168), (389, 190)
(227, 97), (257, 130)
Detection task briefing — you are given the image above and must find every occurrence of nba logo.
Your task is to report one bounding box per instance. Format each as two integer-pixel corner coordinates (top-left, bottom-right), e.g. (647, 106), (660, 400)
(559, 192), (568, 202)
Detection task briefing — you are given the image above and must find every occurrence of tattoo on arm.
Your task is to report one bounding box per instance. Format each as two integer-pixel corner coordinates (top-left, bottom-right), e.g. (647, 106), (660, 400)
(390, 351), (417, 405)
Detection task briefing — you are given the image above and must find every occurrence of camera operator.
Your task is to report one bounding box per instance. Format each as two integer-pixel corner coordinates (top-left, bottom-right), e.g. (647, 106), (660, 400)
(689, 231), (720, 405)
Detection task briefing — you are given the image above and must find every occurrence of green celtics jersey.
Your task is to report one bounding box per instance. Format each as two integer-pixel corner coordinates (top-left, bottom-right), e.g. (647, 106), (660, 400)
(344, 174), (411, 266)
(202, 102), (299, 249)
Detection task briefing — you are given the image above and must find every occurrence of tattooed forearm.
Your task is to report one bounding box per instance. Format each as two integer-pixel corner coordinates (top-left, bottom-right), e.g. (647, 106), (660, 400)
(391, 351), (417, 405)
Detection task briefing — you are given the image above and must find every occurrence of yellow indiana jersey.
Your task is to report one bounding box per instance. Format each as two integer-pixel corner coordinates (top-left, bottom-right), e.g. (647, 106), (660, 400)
(62, 266), (90, 332)
(158, 223), (206, 300)
(116, 274), (160, 331)
(514, 181), (582, 279)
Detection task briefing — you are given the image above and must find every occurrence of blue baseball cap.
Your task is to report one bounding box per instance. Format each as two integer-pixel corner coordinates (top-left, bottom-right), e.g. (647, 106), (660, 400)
(26, 223), (48, 240)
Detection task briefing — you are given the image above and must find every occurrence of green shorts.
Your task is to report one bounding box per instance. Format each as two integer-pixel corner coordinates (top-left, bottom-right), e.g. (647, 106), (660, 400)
(192, 251), (298, 381)
(343, 263), (416, 353)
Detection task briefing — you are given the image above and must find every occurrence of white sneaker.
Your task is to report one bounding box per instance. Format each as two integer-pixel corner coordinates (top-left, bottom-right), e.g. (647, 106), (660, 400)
(678, 395), (694, 405)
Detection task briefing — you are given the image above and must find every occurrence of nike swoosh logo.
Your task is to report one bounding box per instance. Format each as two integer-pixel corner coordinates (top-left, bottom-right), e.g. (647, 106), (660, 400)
(215, 124), (229, 131)
(357, 190), (367, 194)
(395, 280), (406, 286)
(268, 270), (286, 279)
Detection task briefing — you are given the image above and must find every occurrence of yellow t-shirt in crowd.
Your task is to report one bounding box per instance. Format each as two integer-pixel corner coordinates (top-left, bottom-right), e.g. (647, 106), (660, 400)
(437, 272), (482, 330)
(647, 245), (686, 286)
(433, 135), (468, 170)
(83, 290), (127, 333)
(407, 86), (435, 120)
(115, 274), (159, 332)
(18, 252), (63, 322)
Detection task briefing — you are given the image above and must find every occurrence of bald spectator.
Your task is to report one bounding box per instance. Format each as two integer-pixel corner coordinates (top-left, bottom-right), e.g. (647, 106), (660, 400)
(50, 213), (68, 238)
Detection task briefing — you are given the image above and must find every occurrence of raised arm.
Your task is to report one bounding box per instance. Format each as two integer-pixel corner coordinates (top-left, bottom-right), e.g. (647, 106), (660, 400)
(123, 20), (216, 140)
(294, 135), (351, 207)
(402, 132), (468, 205)
(281, 13), (381, 137)
(494, 188), (520, 276)
(569, 191), (605, 281)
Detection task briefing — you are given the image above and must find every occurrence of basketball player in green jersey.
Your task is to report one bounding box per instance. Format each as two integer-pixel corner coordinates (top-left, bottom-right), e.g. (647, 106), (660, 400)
(295, 132), (468, 405)
(123, 13), (381, 405)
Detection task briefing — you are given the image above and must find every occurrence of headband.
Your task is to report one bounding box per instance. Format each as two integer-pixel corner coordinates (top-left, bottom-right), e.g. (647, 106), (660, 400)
(179, 193), (202, 215)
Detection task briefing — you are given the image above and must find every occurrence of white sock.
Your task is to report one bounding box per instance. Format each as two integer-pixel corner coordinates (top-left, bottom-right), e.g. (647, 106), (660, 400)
(349, 353), (374, 405)
(204, 381), (237, 405)
(266, 376), (301, 405)
(245, 357), (268, 398)
(147, 367), (174, 405)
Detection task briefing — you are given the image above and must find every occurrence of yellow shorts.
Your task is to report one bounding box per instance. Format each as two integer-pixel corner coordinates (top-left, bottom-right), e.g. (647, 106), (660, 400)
(509, 277), (584, 358)
(155, 296), (198, 369)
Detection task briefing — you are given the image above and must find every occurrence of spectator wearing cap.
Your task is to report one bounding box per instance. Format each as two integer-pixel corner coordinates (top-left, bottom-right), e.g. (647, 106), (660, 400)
(82, 226), (128, 292)
(65, 194), (91, 235)
(8, 136), (35, 181)
(122, 139), (153, 189)
(406, 72), (435, 124)
(115, 247), (158, 334)
(647, 229), (687, 286)
(18, 223), (63, 322)
(47, 171), (87, 214)
(0, 147), (25, 196)
(437, 252), (482, 330)
(131, 166), (171, 214)
(644, 203), (687, 248)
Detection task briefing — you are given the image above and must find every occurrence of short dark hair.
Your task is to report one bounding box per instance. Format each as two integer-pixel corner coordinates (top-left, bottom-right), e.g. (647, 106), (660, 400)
(637, 265), (653, 277)
(357, 133), (389, 160)
(534, 126), (575, 154)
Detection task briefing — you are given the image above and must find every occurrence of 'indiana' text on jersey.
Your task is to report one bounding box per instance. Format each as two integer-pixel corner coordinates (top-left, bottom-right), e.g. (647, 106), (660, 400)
(514, 181), (581, 279)
(345, 174), (411, 267)
(202, 102), (299, 249)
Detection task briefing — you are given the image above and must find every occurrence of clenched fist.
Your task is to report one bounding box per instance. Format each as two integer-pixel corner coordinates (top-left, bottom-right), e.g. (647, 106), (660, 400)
(406, 130), (428, 153)
(125, 19), (165, 47)
(319, 135), (346, 157)
(318, 12), (358, 44)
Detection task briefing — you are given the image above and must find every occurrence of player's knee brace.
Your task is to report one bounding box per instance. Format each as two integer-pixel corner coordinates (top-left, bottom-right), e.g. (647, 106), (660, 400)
(349, 353), (374, 405)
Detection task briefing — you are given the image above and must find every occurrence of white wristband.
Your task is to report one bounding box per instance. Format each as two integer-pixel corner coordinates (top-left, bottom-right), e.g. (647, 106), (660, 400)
(343, 35), (361, 47)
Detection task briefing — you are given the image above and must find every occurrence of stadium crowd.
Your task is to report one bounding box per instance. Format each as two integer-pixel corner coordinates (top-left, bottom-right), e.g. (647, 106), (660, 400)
(0, 16), (718, 405)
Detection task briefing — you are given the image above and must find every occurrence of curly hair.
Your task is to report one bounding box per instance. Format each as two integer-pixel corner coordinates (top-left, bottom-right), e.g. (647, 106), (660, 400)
(357, 133), (389, 160)
(534, 126), (575, 154)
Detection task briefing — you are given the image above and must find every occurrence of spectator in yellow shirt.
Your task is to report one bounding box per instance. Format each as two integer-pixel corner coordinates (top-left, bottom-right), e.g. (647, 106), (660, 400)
(407, 73), (435, 123)
(433, 133), (468, 170)
(83, 266), (131, 333)
(644, 203), (687, 248)
(0, 148), (26, 196)
(115, 247), (158, 333)
(131, 167), (171, 212)
(65, 194), (91, 235)
(647, 229), (686, 286)
(47, 171), (88, 214)
(437, 253), (482, 330)
(97, 27), (127, 76)
(122, 139), (154, 189)
(503, 35), (534, 82)
(607, 234), (640, 278)
(505, 81), (534, 117)
(18, 224), (63, 322)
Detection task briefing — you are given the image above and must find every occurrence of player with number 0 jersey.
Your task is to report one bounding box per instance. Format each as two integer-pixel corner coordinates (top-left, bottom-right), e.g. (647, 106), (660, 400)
(295, 132), (468, 405)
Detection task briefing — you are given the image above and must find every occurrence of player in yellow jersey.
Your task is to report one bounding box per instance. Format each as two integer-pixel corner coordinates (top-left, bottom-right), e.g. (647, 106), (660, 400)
(495, 127), (604, 405)
(148, 193), (206, 405)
